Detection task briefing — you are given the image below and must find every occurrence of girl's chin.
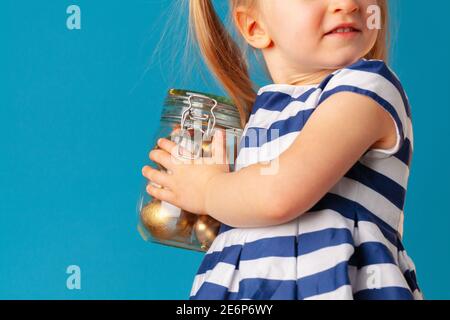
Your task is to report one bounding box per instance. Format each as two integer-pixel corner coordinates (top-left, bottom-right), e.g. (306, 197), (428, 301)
(323, 54), (365, 68)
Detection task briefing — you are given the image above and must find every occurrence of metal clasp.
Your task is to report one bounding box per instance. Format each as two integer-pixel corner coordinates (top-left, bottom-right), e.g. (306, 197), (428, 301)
(175, 93), (218, 160)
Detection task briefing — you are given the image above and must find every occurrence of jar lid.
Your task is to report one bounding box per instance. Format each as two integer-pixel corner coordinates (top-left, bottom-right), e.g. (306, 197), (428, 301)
(162, 88), (243, 130)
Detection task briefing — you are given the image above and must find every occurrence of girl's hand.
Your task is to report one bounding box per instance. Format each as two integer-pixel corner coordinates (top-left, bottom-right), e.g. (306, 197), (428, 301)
(141, 129), (229, 216)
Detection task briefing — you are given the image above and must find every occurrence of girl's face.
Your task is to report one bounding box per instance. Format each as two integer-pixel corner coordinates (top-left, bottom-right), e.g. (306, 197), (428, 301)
(258, 0), (380, 75)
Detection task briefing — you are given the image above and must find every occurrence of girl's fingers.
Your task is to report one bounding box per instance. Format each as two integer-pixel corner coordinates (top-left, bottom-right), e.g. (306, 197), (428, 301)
(157, 137), (197, 163)
(142, 165), (174, 190)
(157, 137), (178, 154)
(146, 183), (177, 204)
(149, 147), (180, 171)
(155, 131), (227, 166)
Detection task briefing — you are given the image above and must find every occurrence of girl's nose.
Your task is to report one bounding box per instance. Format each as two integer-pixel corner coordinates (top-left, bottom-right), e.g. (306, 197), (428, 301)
(328, 0), (360, 14)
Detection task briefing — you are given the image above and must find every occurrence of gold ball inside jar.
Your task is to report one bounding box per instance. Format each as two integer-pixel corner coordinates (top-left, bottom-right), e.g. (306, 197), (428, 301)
(194, 215), (221, 250)
(140, 200), (200, 241)
(140, 200), (180, 240)
(201, 139), (213, 157)
(176, 210), (198, 239)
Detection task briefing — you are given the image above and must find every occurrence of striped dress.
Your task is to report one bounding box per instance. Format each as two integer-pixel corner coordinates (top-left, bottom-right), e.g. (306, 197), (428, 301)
(189, 58), (423, 300)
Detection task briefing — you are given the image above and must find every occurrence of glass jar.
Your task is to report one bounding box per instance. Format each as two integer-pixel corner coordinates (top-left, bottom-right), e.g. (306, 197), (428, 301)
(137, 88), (243, 252)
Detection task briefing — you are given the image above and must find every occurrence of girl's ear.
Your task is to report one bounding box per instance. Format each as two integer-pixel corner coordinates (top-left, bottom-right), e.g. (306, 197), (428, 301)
(233, 6), (272, 49)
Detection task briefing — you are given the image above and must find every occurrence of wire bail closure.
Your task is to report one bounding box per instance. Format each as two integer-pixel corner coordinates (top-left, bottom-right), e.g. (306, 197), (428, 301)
(175, 93), (218, 160)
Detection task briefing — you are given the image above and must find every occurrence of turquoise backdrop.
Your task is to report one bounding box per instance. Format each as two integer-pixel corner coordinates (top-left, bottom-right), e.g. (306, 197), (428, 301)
(0, 0), (448, 299)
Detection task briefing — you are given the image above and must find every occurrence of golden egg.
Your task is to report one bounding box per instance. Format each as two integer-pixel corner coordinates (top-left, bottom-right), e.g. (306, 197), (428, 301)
(194, 215), (221, 250)
(175, 210), (198, 239)
(202, 140), (213, 157)
(140, 200), (180, 240)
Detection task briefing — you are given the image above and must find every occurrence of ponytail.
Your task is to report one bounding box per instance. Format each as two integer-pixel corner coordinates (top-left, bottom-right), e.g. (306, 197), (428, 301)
(188, 0), (256, 128)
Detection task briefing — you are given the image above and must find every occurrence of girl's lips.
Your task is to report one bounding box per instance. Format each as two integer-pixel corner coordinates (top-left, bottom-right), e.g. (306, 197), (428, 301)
(325, 30), (361, 38)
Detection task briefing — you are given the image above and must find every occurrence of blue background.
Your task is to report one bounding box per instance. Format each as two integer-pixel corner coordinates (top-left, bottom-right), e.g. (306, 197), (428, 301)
(0, 0), (448, 299)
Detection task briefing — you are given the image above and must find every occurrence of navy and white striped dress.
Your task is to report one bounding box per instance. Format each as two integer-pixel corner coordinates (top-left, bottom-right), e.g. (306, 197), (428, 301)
(189, 58), (423, 300)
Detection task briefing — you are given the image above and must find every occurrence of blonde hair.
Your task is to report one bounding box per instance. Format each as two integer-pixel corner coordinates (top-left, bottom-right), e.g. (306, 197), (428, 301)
(188, 0), (390, 128)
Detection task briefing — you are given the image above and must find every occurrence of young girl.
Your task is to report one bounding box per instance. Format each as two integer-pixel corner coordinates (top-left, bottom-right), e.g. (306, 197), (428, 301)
(142, 0), (423, 300)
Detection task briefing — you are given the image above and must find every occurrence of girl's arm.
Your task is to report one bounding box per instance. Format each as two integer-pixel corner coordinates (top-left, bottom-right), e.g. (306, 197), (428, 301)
(205, 91), (396, 228)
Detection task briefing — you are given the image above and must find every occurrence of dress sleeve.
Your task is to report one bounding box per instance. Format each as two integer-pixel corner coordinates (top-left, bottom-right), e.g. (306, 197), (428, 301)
(317, 59), (411, 158)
